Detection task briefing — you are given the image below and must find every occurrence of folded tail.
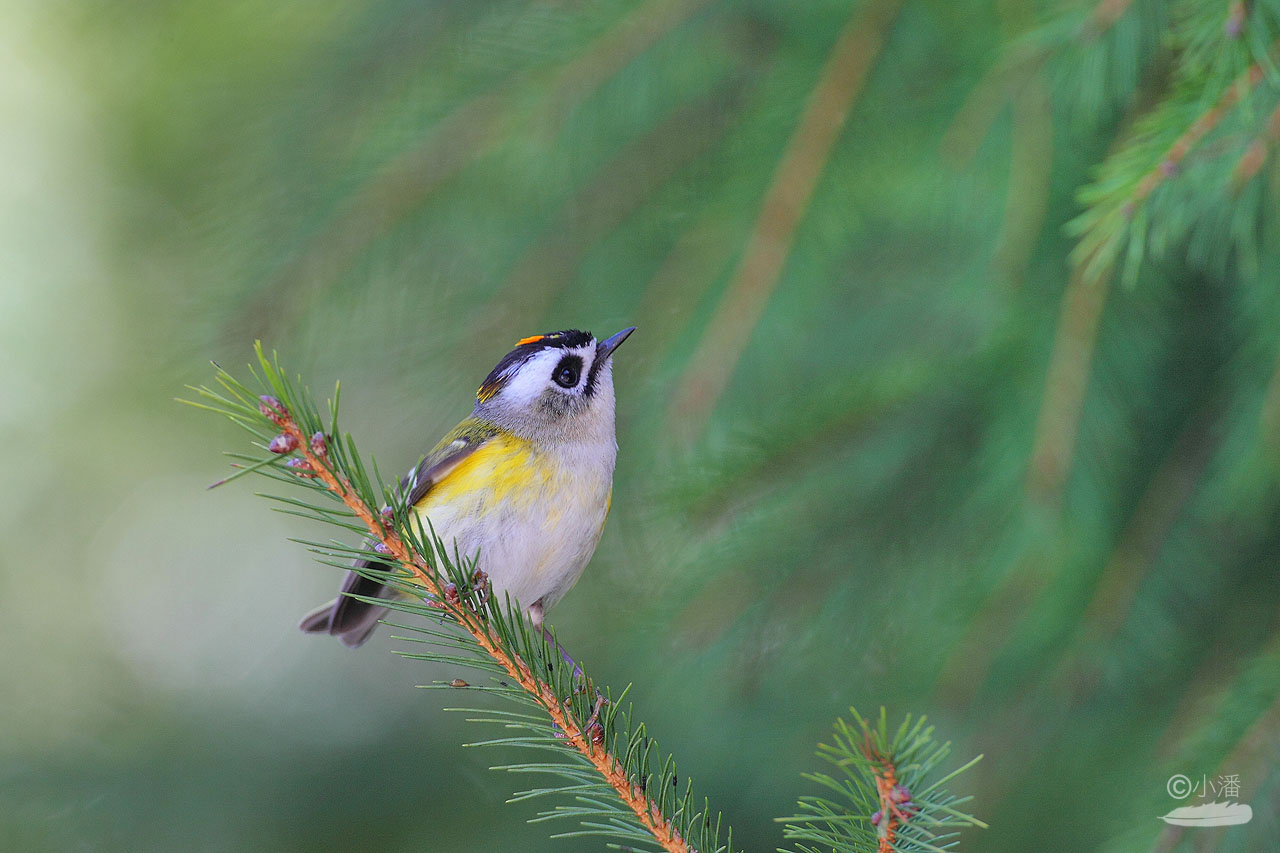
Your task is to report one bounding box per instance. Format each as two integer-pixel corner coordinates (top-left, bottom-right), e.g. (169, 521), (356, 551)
(299, 566), (389, 648)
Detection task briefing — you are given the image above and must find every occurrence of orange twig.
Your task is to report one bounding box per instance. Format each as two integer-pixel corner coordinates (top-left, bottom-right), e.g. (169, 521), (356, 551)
(266, 403), (692, 853)
(1026, 257), (1114, 505)
(1231, 99), (1280, 189)
(860, 735), (911, 853)
(874, 766), (900, 852)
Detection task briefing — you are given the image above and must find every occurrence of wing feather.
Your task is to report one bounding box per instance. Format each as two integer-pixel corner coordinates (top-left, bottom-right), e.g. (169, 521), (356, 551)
(307, 421), (499, 646)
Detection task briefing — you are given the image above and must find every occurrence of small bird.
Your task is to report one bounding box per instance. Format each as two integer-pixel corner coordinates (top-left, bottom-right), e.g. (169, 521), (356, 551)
(300, 327), (635, 647)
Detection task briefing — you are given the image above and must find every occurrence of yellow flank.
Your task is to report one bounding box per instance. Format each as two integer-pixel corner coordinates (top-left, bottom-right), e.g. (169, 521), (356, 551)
(415, 431), (548, 515)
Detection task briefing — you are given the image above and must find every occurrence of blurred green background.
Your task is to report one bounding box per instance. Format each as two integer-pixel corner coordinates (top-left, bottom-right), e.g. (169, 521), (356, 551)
(4, 0), (1280, 850)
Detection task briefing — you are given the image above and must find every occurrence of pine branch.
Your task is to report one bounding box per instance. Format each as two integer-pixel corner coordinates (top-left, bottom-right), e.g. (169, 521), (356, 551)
(1028, 17), (1280, 507)
(1068, 37), (1279, 286)
(185, 346), (988, 852)
(779, 708), (985, 853)
(1124, 62), (1264, 208)
(183, 344), (734, 853)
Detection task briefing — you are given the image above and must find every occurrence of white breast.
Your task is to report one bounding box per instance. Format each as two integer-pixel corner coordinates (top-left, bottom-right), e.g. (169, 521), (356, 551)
(418, 441), (615, 616)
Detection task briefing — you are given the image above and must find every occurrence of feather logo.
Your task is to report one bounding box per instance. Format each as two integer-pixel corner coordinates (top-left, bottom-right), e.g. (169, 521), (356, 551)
(1158, 801), (1252, 827)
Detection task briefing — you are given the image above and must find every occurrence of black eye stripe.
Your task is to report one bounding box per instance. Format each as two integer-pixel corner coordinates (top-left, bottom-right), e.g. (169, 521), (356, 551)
(552, 355), (583, 388)
(583, 348), (607, 396)
(478, 334), (600, 402)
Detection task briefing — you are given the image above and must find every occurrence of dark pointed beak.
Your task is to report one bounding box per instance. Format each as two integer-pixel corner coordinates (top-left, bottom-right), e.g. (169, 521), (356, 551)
(596, 326), (636, 361)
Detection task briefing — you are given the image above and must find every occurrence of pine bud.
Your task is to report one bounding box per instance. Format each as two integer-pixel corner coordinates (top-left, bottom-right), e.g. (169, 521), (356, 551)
(585, 720), (605, 746)
(444, 583), (460, 605)
(373, 542), (392, 555)
(258, 395), (288, 424)
(890, 783), (911, 804)
(471, 568), (491, 605)
(310, 431), (329, 457)
(285, 457), (316, 477)
(871, 809), (883, 827)
(380, 506), (395, 527)
(268, 433), (298, 454)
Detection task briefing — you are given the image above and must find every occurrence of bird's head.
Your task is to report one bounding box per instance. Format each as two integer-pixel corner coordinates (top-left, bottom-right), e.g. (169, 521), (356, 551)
(474, 327), (635, 442)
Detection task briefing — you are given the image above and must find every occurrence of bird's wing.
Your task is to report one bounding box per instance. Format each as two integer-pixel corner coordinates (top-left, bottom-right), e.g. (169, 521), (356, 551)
(316, 421), (499, 646)
(401, 420), (498, 508)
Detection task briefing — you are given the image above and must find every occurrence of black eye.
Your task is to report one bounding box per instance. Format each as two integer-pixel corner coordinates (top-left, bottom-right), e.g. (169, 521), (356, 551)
(552, 356), (581, 388)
